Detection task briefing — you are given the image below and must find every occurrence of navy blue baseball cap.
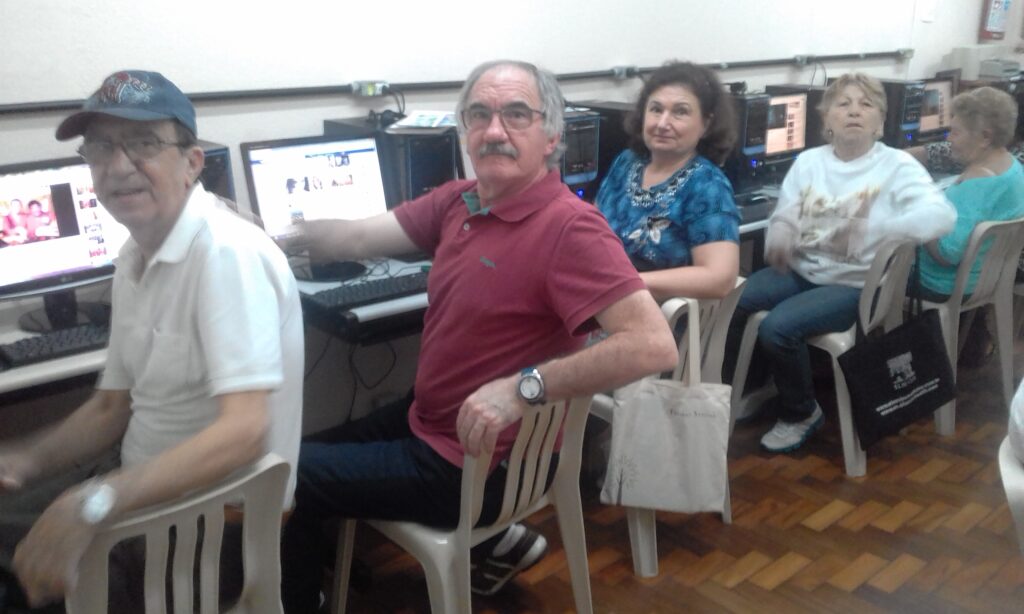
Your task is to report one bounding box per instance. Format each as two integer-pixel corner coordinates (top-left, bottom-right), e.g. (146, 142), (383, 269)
(56, 70), (197, 141)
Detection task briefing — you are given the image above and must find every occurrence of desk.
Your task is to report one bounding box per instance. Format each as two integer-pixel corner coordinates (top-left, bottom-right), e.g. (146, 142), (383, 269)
(736, 185), (778, 273)
(0, 298), (107, 395)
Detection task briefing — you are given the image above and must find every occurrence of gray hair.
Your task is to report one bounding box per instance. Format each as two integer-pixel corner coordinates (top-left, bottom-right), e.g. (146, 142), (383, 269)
(951, 86), (1018, 149)
(456, 60), (566, 169)
(818, 73), (888, 142)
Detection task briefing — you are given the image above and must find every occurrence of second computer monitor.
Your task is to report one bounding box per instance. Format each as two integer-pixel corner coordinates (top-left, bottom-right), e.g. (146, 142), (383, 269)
(764, 93), (807, 157)
(240, 134), (390, 241)
(919, 78), (954, 136)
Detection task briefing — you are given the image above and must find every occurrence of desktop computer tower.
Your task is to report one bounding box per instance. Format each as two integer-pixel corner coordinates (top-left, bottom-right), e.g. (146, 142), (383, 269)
(723, 93), (770, 194)
(877, 79), (926, 148)
(323, 116), (463, 208)
(561, 109), (601, 201)
(570, 100), (633, 202)
(765, 84), (826, 149)
(198, 140), (235, 202)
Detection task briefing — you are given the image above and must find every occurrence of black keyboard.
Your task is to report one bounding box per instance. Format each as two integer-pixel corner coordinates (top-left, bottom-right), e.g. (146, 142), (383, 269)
(303, 271), (429, 312)
(734, 192), (773, 224)
(0, 323), (109, 368)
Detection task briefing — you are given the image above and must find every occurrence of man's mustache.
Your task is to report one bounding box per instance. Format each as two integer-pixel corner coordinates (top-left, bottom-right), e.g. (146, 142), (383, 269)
(478, 143), (519, 158)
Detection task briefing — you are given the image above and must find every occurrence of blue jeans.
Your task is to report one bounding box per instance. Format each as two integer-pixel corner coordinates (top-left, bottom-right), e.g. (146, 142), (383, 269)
(280, 393), (544, 613)
(727, 268), (861, 423)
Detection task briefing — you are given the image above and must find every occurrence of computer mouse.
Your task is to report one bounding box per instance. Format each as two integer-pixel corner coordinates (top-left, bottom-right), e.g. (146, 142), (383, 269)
(309, 260), (367, 282)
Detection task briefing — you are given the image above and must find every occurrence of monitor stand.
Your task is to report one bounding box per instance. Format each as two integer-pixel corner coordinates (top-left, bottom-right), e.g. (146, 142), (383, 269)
(18, 290), (111, 334)
(309, 260), (367, 283)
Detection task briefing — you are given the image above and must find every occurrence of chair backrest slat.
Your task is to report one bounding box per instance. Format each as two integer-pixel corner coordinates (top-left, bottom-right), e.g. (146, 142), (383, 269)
(960, 219), (1024, 311)
(463, 398), (588, 532)
(859, 242), (916, 334)
(65, 455), (289, 614)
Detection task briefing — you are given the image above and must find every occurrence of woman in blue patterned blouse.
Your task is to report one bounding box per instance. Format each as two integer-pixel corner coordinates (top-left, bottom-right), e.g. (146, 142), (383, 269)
(595, 61), (741, 301)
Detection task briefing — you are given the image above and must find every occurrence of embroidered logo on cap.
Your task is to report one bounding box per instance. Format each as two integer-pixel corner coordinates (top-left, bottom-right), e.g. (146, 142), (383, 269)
(98, 72), (154, 105)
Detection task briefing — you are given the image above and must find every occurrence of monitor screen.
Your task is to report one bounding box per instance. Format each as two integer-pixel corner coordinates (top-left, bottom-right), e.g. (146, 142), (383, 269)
(920, 79), (954, 133)
(241, 135), (390, 241)
(0, 157), (130, 299)
(765, 93), (807, 156)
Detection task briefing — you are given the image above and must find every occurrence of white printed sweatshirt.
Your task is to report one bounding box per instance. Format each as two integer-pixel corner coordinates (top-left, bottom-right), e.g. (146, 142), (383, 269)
(768, 142), (956, 287)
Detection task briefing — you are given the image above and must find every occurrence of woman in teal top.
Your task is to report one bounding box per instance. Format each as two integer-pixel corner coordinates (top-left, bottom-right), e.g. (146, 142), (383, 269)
(916, 86), (1024, 300)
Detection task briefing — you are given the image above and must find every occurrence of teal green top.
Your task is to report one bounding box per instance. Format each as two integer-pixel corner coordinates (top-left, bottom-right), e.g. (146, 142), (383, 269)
(918, 158), (1024, 295)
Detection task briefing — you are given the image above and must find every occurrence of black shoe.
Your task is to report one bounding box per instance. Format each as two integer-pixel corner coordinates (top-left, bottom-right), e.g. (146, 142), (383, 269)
(470, 525), (548, 596)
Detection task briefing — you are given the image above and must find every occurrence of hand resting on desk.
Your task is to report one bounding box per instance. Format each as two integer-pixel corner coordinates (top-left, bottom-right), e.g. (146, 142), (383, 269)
(275, 215), (420, 263)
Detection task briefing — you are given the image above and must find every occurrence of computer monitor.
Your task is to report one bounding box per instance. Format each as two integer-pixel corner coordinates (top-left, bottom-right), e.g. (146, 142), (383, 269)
(764, 93), (807, 157)
(0, 156), (131, 332)
(241, 134), (392, 281)
(919, 78), (954, 136)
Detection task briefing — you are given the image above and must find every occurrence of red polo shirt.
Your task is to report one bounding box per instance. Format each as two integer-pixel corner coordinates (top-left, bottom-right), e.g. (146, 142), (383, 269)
(394, 170), (644, 468)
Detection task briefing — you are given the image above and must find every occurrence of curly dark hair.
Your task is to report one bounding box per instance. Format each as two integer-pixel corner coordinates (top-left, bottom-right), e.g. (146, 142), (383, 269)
(626, 61), (737, 165)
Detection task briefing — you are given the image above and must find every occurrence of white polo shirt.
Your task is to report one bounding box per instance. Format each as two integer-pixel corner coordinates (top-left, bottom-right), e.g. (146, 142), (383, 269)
(99, 186), (304, 507)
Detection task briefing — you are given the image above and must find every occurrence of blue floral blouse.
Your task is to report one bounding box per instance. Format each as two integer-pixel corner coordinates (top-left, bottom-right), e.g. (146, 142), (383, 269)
(595, 150), (740, 271)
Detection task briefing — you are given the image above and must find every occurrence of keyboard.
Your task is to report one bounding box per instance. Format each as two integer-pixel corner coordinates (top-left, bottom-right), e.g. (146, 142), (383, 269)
(303, 271), (429, 312)
(734, 192), (774, 224)
(0, 323), (109, 368)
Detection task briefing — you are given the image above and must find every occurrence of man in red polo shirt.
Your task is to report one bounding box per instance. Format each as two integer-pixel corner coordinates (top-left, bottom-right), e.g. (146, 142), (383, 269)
(281, 60), (678, 611)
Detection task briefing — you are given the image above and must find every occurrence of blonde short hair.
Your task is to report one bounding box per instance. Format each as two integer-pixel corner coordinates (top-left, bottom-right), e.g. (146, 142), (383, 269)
(951, 86), (1018, 148)
(817, 73), (888, 142)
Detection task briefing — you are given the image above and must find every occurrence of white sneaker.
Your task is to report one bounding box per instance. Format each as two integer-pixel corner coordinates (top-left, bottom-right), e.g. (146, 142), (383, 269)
(760, 406), (824, 453)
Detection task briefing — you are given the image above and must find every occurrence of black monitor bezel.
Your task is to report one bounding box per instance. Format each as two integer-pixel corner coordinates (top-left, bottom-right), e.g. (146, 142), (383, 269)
(0, 155), (118, 301)
(239, 132), (389, 222)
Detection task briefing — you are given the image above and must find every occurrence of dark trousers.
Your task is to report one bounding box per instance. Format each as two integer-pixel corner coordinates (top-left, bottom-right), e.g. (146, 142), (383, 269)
(725, 267), (862, 423)
(280, 394), (525, 614)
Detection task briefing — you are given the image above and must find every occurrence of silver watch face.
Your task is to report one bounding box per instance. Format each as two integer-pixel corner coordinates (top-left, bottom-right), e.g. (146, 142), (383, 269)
(519, 375), (542, 400)
(81, 484), (116, 525)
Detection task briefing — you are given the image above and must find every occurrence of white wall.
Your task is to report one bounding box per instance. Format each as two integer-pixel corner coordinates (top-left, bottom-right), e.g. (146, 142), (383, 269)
(3, 0), (1022, 212)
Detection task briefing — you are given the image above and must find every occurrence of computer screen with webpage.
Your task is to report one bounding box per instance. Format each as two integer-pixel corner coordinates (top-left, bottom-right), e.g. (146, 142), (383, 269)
(241, 135), (390, 241)
(0, 157), (130, 299)
(764, 93), (807, 157)
(920, 79), (954, 134)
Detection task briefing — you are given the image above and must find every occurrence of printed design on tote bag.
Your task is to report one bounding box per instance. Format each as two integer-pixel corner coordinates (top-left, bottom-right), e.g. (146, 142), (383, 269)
(887, 352), (917, 391)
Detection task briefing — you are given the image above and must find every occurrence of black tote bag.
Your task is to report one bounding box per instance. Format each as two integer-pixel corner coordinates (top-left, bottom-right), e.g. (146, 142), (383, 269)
(836, 260), (955, 448)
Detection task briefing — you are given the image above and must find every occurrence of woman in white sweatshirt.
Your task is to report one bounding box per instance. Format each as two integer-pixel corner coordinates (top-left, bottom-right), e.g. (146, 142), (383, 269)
(727, 73), (956, 454)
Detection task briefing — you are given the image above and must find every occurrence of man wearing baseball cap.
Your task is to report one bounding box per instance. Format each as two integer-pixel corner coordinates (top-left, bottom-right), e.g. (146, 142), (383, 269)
(0, 70), (303, 612)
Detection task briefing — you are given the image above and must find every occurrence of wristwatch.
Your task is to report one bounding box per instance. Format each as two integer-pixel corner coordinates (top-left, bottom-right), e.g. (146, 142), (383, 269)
(78, 481), (117, 525)
(517, 367), (546, 405)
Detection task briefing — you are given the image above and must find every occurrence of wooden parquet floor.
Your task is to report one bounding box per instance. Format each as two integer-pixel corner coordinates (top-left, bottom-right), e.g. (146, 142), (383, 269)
(342, 336), (1024, 613)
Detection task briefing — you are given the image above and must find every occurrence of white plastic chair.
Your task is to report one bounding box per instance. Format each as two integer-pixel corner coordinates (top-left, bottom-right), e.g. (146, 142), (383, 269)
(730, 242), (917, 477)
(590, 282), (743, 578)
(66, 454), (291, 614)
(921, 218), (1024, 434)
(331, 396), (594, 614)
(998, 436), (1024, 554)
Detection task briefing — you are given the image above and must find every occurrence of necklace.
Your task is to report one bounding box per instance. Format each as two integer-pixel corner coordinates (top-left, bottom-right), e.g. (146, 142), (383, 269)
(627, 157), (697, 212)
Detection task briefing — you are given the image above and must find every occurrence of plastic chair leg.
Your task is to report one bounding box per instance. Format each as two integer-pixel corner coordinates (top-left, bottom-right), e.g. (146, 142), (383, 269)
(730, 312), (769, 427)
(996, 292), (1014, 408)
(934, 306), (958, 437)
(832, 359), (866, 477)
(332, 520), (357, 614)
(625, 507), (659, 577)
(419, 549), (465, 614)
(552, 488), (594, 614)
(721, 479), (732, 524)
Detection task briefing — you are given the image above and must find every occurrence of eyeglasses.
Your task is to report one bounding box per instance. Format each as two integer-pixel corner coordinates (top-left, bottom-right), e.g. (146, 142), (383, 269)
(77, 137), (187, 165)
(461, 103), (545, 131)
